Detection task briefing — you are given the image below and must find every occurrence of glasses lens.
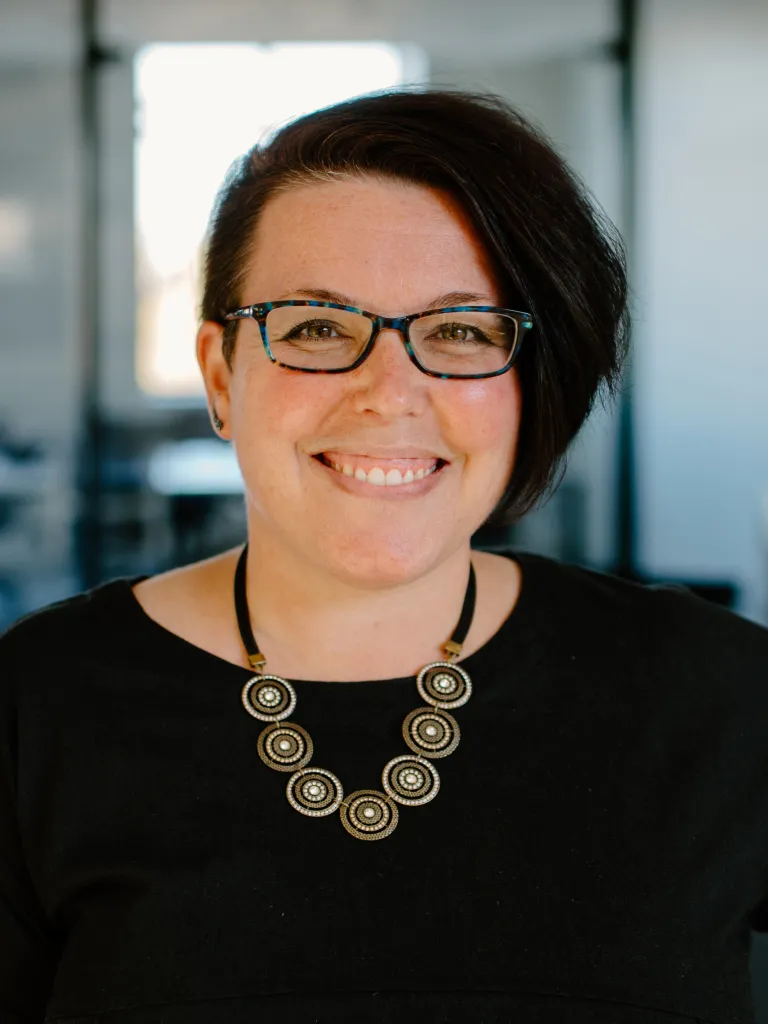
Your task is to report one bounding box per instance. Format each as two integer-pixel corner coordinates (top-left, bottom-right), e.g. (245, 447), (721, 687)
(265, 306), (372, 369)
(409, 311), (519, 376)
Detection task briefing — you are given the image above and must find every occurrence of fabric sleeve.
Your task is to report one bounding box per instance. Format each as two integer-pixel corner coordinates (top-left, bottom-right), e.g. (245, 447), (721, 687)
(0, 626), (60, 1022)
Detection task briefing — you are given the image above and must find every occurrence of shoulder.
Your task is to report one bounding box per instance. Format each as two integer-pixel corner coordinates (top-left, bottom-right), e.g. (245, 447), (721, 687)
(0, 547), (240, 666)
(0, 578), (138, 683)
(513, 549), (768, 669)
(0, 580), (142, 792)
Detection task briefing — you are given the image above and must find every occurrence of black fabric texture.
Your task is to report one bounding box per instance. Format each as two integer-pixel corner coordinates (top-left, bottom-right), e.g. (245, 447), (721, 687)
(1, 549), (768, 1023)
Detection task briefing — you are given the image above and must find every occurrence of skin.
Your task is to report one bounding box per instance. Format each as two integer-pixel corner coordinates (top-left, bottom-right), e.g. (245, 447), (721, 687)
(133, 176), (524, 681)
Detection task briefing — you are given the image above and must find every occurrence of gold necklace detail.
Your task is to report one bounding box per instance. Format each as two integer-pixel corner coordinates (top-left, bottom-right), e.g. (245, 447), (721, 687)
(235, 544), (476, 840)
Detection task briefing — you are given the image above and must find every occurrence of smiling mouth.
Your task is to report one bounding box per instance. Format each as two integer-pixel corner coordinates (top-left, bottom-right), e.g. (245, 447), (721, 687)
(312, 453), (448, 487)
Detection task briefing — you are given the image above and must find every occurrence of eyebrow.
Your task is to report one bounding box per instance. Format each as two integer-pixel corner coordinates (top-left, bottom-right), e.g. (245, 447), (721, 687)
(277, 288), (493, 309)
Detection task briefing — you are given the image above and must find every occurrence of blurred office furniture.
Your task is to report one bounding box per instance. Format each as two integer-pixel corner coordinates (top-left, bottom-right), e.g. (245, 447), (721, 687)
(94, 416), (247, 582)
(0, 427), (68, 626)
(146, 438), (246, 566)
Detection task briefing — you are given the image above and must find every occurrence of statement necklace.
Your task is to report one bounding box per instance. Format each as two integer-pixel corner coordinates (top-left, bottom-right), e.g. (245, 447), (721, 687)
(235, 544), (477, 841)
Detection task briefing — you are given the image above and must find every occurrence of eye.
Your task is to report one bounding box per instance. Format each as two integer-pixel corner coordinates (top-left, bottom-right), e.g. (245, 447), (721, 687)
(282, 319), (351, 341)
(430, 322), (492, 345)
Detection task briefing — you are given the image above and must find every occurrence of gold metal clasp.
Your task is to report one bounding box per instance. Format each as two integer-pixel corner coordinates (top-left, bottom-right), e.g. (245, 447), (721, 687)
(443, 639), (463, 663)
(248, 652), (267, 673)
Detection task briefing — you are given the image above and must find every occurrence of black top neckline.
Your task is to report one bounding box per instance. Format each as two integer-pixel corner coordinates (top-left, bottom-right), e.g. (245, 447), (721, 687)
(104, 549), (543, 688)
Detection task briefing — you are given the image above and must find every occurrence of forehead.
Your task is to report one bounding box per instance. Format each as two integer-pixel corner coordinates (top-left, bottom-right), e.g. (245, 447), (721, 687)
(243, 176), (501, 311)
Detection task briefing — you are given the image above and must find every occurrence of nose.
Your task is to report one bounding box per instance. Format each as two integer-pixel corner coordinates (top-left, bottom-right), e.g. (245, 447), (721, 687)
(349, 326), (428, 417)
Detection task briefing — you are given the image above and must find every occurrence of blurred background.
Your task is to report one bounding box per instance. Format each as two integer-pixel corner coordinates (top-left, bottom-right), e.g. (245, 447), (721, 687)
(0, 0), (767, 1009)
(0, 0), (766, 631)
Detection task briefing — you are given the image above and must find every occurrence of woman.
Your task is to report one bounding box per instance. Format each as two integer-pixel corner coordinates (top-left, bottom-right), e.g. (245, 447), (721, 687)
(2, 89), (768, 1024)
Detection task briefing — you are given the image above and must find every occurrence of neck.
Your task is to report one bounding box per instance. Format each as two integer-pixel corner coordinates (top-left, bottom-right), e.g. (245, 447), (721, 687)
(240, 529), (474, 682)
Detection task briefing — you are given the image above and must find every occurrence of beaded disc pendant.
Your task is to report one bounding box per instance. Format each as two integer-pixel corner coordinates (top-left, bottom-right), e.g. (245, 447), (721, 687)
(287, 767), (344, 817)
(257, 721), (313, 771)
(402, 706), (460, 758)
(382, 754), (440, 806)
(340, 789), (399, 840)
(417, 660), (472, 708)
(242, 675), (296, 721)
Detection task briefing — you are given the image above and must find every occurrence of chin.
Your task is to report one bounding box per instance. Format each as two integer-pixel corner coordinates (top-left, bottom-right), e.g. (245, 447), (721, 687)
(316, 528), (447, 587)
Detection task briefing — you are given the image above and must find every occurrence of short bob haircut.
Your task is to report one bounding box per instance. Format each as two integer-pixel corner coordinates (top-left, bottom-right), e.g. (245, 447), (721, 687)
(201, 88), (630, 525)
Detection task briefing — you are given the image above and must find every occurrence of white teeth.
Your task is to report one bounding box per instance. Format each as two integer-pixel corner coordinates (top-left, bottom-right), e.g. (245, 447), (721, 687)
(320, 455), (440, 486)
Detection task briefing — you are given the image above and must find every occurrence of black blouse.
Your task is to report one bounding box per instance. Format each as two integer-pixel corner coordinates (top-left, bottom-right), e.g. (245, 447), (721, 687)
(2, 550), (768, 1023)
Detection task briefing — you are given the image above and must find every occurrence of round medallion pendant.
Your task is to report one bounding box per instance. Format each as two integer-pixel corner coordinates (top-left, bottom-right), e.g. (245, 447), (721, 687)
(416, 661), (472, 709)
(382, 754), (440, 806)
(402, 706), (460, 758)
(340, 789), (399, 840)
(286, 767), (344, 817)
(257, 722), (313, 772)
(242, 675), (296, 721)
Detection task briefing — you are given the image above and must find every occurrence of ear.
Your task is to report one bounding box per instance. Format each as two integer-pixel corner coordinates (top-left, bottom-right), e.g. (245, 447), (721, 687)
(197, 320), (232, 439)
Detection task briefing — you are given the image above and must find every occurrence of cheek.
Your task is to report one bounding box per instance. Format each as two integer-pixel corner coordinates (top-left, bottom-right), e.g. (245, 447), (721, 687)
(233, 362), (334, 455)
(444, 374), (521, 463)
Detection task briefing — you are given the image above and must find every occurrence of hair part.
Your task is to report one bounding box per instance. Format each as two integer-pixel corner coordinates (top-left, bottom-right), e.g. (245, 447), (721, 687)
(201, 88), (630, 524)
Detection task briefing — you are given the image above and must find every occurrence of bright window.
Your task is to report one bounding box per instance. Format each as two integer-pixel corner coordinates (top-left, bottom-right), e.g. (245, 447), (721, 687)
(134, 42), (426, 397)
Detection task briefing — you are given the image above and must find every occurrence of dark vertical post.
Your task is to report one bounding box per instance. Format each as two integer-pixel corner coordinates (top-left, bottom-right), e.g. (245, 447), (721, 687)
(613, 0), (639, 579)
(75, 0), (103, 588)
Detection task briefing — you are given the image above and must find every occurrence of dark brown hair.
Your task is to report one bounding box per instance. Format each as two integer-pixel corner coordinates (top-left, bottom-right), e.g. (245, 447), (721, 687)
(201, 88), (630, 524)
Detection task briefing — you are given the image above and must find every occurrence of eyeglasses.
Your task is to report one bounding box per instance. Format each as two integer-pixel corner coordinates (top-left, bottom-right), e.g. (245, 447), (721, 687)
(223, 300), (534, 380)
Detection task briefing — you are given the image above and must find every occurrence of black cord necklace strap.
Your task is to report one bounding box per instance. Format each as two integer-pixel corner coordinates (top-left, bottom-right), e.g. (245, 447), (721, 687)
(443, 560), (476, 661)
(234, 544), (266, 670)
(234, 542), (477, 672)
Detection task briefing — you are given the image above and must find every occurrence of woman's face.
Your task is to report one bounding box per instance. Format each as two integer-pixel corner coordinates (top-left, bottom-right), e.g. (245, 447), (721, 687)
(199, 176), (522, 586)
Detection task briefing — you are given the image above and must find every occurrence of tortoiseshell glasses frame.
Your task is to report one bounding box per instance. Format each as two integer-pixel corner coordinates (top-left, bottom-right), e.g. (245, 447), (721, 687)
(222, 300), (534, 380)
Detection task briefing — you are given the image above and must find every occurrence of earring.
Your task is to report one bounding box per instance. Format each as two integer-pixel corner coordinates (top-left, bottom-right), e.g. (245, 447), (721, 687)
(212, 408), (224, 432)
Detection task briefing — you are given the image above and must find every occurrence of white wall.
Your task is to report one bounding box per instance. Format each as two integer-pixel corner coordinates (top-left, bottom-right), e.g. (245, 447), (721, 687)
(98, 0), (615, 62)
(634, 0), (768, 621)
